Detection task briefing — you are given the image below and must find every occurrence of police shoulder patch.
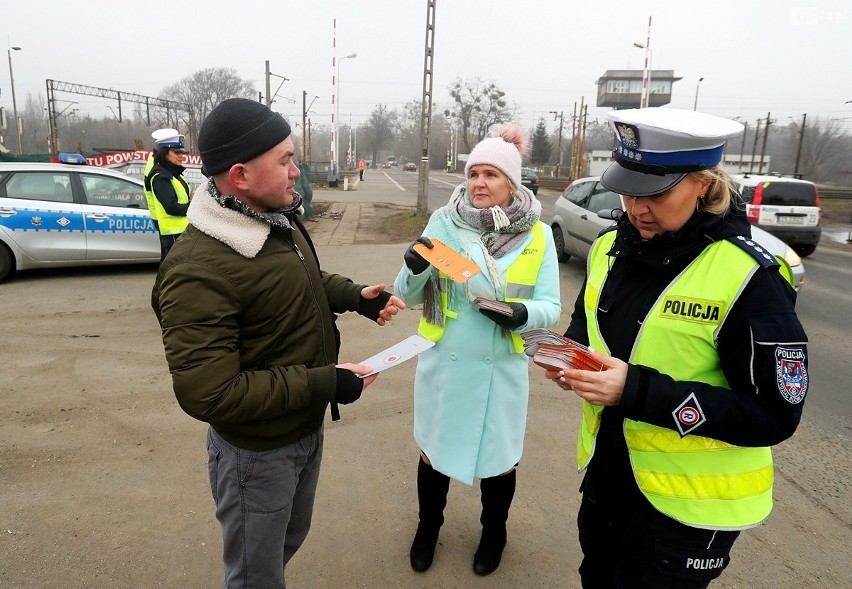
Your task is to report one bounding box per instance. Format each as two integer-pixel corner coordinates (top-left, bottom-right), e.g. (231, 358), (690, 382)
(775, 346), (808, 404)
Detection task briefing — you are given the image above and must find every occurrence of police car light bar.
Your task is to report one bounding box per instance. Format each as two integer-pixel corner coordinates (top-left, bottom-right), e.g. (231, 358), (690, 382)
(58, 152), (87, 165)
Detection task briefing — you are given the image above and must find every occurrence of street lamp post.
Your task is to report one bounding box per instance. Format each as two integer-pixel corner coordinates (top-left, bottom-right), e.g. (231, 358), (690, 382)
(332, 52), (356, 184)
(7, 46), (22, 155)
(693, 77), (704, 111)
(632, 42), (652, 108)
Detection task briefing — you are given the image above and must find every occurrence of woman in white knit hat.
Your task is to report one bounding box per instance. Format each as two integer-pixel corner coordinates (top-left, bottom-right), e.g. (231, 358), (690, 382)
(394, 125), (562, 576)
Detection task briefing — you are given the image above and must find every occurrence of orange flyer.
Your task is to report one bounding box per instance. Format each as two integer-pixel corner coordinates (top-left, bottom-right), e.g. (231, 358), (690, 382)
(413, 239), (481, 283)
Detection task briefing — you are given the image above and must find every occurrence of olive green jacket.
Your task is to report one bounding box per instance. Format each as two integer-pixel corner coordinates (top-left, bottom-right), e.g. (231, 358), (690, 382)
(151, 188), (365, 451)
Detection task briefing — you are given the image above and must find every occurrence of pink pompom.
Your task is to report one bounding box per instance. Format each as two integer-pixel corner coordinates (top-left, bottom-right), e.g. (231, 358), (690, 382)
(495, 124), (529, 156)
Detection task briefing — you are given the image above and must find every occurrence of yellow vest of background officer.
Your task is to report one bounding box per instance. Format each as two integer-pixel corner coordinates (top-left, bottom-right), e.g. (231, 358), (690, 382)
(143, 155), (190, 235)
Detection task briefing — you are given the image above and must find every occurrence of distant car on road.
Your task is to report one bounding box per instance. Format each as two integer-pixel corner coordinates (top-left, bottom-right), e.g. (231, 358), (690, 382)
(521, 167), (540, 195)
(381, 161), (391, 169)
(0, 156), (159, 283)
(403, 162), (417, 172)
(548, 176), (805, 290)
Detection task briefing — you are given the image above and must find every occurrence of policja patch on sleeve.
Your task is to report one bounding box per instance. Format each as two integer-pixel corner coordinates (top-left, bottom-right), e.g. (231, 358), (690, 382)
(775, 346), (808, 404)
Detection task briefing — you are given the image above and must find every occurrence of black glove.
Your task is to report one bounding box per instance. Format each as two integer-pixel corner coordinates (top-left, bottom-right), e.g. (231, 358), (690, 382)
(358, 290), (392, 322)
(479, 302), (528, 330)
(335, 368), (364, 404)
(404, 237), (434, 274)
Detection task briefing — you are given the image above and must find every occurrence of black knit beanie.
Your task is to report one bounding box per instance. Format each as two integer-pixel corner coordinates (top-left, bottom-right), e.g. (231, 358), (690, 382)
(198, 98), (292, 176)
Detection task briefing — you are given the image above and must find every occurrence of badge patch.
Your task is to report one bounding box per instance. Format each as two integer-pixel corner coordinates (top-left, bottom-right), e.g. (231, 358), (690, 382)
(616, 123), (640, 149)
(672, 392), (706, 436)
(775, 347), (808, 404)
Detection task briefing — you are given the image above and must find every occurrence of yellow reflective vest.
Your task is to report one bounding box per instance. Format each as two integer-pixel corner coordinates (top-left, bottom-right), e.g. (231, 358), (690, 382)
(578, 230), (774, 530)
(418, 221), (546, 354)
(143, 156), (189, 236)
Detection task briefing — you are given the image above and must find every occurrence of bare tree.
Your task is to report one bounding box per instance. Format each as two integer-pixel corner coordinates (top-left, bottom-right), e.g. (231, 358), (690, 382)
(445, 77), (514, 153)
(360, 104), (398, 165)
(395, 100), (422, 164)
(20, 94), (47, 154)
(393, 100), (452, 169)
(159, 67), (257, 149)
(779, 118), (852, 183)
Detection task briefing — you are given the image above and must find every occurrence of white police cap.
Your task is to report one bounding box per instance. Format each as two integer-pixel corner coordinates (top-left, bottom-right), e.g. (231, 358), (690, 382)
(601, 108), (744, 197)
(151, 128), (186, 151)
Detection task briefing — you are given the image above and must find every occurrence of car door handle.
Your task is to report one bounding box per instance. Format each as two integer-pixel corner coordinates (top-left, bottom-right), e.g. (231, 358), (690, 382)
(86, 213), (110, 222)
(580, 214), (589, 220)
(0, 208), (18, 217)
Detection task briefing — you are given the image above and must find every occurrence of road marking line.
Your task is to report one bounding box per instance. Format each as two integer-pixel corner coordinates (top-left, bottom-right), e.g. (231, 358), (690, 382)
(431, 178), (460, 187)
(383, 172), (406, 191)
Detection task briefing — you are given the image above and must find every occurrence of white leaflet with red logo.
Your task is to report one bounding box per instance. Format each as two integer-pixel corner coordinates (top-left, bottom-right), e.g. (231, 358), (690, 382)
(357, 334), (435, 377)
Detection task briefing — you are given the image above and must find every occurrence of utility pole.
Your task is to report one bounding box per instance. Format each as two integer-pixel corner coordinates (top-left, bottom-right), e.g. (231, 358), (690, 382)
(570, 97), (585, 179)
(579, 103), (588, 177)
(569, 102), (577, 178)
(738, 121), (748, 172)
(758, 112), (771, 174)
(416, 0), (436, 217)
(549, 110), (564, 177)
(302, 91), (307, 162)
(749, 118), (762, 174)
(265, 60), (271, 107)
(794, 113), (807, 176)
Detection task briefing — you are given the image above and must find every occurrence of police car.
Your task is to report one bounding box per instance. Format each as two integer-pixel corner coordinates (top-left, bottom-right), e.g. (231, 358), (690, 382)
(0, 154), (159, 282)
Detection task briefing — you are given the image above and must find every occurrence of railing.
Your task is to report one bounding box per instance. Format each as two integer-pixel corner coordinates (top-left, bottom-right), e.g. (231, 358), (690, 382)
(819, 186), (852, 200)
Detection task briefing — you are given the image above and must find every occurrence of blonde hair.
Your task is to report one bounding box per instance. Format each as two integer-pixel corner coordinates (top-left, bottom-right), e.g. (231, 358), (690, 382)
(689, 165), (739, 215)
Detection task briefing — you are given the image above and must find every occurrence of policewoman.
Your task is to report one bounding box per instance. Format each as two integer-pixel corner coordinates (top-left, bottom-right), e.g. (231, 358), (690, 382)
(546, 108), (809, 588)
(143, 128), (190, 261)
(394, 125), (561, 576)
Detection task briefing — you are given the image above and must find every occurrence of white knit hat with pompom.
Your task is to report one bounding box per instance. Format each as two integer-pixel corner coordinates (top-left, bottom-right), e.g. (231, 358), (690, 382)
(464, 124), (529, 190)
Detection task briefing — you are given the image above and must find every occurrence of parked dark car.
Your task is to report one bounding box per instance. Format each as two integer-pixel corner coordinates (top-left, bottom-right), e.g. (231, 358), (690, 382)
(521, 167), (540, 195)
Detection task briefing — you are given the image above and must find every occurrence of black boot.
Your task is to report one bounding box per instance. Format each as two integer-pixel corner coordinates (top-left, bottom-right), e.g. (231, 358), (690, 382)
(473, 470), (516, 576)
(410, 456), (451, 572)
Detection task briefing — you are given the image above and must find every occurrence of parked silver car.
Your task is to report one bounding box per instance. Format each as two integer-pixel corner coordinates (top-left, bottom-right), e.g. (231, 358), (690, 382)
(0, 158), (159, 282)
(549, 176), (806, 290)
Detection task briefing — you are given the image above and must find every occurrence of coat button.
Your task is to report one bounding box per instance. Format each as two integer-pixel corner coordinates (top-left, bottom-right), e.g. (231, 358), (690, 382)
(484, 357), (493, 364)
(450, 353), (457, 360)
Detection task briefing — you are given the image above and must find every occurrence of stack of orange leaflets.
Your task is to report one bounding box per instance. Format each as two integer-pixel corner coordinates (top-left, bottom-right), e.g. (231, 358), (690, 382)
(413, 239), (481, 283)
(520, 329), (607, 372)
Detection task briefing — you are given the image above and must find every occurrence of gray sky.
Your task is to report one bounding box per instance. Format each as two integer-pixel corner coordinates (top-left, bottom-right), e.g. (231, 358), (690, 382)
(3, 0), (851, 138)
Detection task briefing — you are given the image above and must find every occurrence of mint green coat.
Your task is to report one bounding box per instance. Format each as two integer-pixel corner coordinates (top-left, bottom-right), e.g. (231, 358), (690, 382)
(394, 219), (561, 485)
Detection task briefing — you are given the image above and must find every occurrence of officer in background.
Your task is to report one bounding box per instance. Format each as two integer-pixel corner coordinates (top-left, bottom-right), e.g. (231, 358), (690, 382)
(143, 128), (190, 262)
(545, 108), (809, 588)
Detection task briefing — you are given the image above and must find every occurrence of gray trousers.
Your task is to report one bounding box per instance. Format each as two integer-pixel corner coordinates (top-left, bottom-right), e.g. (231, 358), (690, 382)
(207, 425), (323, 589)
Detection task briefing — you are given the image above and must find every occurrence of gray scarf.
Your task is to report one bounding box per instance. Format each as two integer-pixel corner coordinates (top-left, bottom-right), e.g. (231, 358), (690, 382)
(421, 183), (541, 327)
(450, 184), (540, 258)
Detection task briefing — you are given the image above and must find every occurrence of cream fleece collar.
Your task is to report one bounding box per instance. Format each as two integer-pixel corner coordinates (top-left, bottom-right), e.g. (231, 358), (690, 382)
(186, 183), (271, 259)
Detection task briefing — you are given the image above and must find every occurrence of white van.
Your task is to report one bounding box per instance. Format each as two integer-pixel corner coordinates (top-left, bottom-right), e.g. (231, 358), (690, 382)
(731, 173), (821, 257)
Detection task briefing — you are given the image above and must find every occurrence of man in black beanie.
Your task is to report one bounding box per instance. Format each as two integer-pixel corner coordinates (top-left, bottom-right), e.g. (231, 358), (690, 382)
(152, 97), (405, 588)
